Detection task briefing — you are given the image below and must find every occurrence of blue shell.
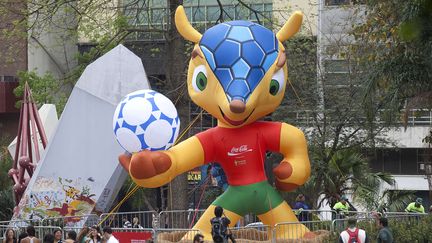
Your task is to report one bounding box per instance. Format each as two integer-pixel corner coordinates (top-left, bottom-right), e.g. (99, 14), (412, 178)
(200, 20), (279, 102)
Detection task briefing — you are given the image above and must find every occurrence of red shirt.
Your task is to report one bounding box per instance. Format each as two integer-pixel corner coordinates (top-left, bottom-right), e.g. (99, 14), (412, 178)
(196, 121), (281, 186)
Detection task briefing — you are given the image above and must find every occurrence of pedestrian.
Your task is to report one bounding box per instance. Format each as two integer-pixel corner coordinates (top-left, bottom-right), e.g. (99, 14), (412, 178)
(372, 212), (393, 243)
(21, 226), (41, 243)
(132, 217), (143, 229)
(429, 205), (432, 214)
(293, 194), (310, 221)
(53, 229), (63, 243)
(122, 216), (132, 228)
(64, 231), (76, 243)
(338, 217), (368, 243)
(85, 226), (101, 243)
(102, 227), (118, 243)
(405, 198), (425, 213)
(43, 234), (55, 243)
(193, 233), (204, 243)
(333, 196), (351, 217)
(210, 206), (235, 243)
(77, 227), (89, 243)
(17, 232), (28, 243)
(3, 228), (17, 243)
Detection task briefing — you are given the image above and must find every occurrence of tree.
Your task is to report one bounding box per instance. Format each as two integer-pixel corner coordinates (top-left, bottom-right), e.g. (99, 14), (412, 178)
(272, 4), (401, 210)
(354, 0), (432, 206)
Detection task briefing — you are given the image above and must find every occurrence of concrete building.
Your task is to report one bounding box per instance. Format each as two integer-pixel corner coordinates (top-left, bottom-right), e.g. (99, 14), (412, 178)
(317, 0), (432, 208)
(0, 2), (26, 140)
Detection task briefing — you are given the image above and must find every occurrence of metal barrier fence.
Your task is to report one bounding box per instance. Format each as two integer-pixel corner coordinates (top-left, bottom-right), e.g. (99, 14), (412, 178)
(0, 210), (429, 242)
(158, 209), (205, 229)
(99, 210), (156, 229)
(41, 214), (100, 228)
(293, 209), (335, 221)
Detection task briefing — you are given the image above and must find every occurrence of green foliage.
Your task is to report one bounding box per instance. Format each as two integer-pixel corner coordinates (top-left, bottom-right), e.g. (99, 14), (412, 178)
(326, 216), (432, 242)
(0, 136), (15, 221)
(354, 0), (432, 110)
(14, 70), (67, 113)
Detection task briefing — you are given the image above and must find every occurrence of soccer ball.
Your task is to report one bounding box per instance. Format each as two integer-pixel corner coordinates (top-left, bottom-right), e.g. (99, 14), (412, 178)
(113, 89), (180, 153)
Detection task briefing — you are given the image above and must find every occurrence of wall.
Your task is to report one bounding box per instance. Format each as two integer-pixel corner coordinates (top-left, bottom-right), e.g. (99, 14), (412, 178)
(27, 1), (78, 79)
(273, 0), (318, 36)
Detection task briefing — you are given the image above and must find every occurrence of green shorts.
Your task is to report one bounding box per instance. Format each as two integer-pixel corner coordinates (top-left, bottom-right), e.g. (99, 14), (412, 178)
(211, 181), (284, 216)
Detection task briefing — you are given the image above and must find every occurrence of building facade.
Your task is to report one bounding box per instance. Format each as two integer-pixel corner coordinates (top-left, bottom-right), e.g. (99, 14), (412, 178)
(317, 0), (432, 208)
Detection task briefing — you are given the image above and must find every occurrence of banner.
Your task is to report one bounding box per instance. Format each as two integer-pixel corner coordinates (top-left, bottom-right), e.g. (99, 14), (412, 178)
(112, 231), (152, 242)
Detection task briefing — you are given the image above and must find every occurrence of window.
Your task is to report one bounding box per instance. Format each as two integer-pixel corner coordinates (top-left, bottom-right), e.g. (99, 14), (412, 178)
(400, 149), (418, 175)
(325, 0), (365, 5)
(324, 60), (350, 73)
(0, 76), (17, 82)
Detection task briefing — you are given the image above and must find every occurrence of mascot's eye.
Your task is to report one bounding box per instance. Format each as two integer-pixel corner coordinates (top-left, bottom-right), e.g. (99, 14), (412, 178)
(192, 65), (207, 92)
(269, 80), (279, 96)
(196, 72), (207, 91)
(269, 68), (285, 96)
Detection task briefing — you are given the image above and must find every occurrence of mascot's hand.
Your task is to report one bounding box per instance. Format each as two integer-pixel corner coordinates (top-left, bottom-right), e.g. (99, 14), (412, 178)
(273, 161), (300, 192)
(119, 150), (172, 187)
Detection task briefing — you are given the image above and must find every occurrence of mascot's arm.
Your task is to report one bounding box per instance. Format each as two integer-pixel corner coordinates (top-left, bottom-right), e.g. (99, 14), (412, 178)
(119, 136), (205, 188)
(273, 123), (311, 191)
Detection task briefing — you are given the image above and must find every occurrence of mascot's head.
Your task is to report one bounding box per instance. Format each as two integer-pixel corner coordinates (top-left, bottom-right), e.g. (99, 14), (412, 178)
(175, 6), (302, 128)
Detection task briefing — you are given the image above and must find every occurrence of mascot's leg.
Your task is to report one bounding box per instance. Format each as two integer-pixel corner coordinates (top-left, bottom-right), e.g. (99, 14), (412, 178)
(181, 204), (241, 241)
(258, 201), (309, 240)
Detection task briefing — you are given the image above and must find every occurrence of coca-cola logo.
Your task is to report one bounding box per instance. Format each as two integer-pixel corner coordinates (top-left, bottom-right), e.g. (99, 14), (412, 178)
(227, 145), (252, 156)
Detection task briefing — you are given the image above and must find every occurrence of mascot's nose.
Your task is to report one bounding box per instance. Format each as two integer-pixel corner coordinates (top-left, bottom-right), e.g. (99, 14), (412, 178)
(229, 99), (246, 113)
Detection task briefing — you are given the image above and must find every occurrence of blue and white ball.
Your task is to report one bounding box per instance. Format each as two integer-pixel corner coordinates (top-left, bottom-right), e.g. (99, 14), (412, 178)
(113, 89), (180, 153)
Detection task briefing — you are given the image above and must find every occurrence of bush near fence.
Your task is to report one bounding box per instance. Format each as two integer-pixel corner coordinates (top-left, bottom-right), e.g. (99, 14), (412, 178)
(327, 215), (432, 242)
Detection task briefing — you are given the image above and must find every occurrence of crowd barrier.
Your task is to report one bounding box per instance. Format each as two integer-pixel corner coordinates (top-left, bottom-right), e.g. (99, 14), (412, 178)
(0, 210), (429, 242)
(99, 211), (156, 229)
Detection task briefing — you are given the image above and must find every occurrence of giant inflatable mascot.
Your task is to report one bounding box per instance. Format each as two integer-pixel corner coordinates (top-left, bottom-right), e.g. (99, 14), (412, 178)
(119, 6), (311, 240)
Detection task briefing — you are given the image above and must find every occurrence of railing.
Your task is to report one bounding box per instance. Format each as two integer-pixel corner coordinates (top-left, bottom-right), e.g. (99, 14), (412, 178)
(99, 210), (156, 229)
(1, 210), (430, 242)
(285, 109), (432, 126)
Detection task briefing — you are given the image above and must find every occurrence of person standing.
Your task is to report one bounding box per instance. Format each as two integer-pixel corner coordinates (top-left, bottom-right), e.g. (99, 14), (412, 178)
(293, 194), (310, 221)
(64, 231), (76, 243)
(338, 218), (368, 243)
(210, 206), (235, 243)
(132, 217), (143, 229)
(405, 198), (425, 213)
(85, 226), (101, 243)
(53, 229), (63, 243)
(102, 227), (118, 243)
(3, 228), (17, 243)
(333, 196), (351, 216)
(77, 227), (89, 243)
(372, 212), (393, 243)
(21, 226), (41, 243)
(193, 233), (204, 243)
(43, 234), (55, 243)
(122, 217), (132, 228)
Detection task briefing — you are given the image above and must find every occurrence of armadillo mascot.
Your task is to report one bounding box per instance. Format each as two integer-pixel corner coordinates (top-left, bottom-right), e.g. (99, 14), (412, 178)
(119, 6), (312, 240)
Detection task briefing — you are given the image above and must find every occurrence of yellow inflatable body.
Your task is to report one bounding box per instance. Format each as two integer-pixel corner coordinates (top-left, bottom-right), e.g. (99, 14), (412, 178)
(119, 6), (311, 240)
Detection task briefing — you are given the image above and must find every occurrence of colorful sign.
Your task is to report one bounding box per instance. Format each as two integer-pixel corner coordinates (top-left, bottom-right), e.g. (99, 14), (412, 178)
(112, 231), (152, 242)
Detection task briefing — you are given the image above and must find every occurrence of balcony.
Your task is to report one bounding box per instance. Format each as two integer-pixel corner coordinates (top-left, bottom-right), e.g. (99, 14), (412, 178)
(285, 109), (432, 127)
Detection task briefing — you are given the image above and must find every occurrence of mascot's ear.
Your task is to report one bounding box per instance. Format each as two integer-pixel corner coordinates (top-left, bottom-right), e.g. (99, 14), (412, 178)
(276, 11), (303, 42)
(175, 6), (202, 43)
